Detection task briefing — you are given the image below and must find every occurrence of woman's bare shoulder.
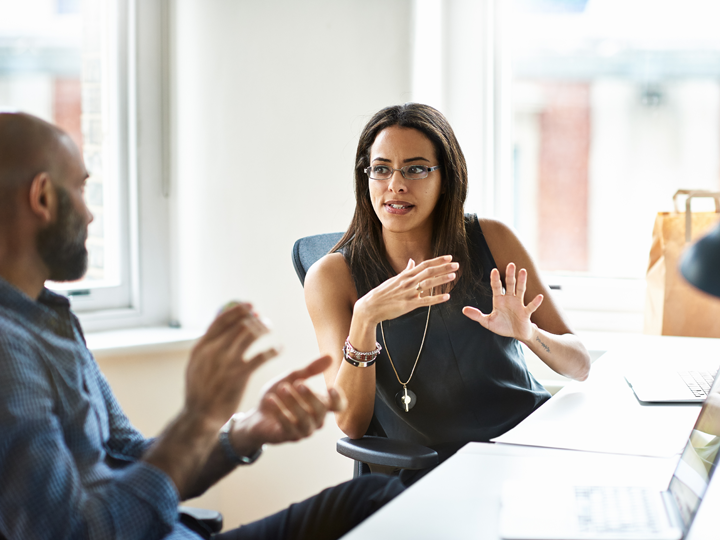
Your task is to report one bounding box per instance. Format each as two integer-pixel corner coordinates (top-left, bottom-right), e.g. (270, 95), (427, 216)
(304, 252), (358, 304)
(477, 217), (516, 241)
(476, 218), (529, 270)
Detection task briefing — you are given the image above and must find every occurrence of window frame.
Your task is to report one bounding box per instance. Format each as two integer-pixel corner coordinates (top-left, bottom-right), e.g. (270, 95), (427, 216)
(412, 0), (647, 332)
(494, 0), (647, 332)
(69, 0), (173, 332)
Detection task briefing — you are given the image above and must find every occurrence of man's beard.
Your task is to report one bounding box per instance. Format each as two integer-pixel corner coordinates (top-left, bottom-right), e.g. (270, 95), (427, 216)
(36, 186), (89, 282)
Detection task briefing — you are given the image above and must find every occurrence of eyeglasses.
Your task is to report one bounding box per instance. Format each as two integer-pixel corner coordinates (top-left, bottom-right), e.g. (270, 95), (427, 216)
(364, 164), (440, 181)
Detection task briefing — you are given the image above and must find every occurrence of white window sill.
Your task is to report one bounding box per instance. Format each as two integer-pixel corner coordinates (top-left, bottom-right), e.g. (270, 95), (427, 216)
(86, 326), (204, 359)
(85, 326), (635, 360)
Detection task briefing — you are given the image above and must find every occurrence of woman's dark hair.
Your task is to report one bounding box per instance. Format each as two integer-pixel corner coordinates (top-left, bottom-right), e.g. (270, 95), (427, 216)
(333, 103), (481, 299)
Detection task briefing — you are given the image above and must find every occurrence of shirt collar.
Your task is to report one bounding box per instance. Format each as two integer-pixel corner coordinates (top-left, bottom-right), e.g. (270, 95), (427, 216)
(0, 275), (72, 328)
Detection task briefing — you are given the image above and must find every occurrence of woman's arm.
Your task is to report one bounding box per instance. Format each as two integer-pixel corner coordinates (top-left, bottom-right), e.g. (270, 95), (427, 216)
(463, 219), (591, 381)
(304, 252), (457, 438)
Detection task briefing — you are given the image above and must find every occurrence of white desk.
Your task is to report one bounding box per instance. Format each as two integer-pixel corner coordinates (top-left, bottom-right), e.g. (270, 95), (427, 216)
(495, 335), (720, 457)
(343, 335), (720, 539)
(342, 443), (720, 540)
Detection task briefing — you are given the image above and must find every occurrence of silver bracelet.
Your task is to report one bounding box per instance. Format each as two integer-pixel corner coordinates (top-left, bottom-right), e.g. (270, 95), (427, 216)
(219, 413), (264, 465)
(342, 342), (378, 367)
(344, 337), (382, 358)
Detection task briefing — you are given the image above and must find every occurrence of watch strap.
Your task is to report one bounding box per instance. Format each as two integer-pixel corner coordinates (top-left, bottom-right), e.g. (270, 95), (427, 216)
(219, 413), (264, 465)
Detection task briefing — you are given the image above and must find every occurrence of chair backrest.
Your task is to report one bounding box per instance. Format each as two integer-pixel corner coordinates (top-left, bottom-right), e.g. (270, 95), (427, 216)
(291, 232), (344, 286)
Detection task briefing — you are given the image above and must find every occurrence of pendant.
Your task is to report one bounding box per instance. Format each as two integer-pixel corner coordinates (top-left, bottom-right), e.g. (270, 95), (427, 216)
(395, 386), (417, 412)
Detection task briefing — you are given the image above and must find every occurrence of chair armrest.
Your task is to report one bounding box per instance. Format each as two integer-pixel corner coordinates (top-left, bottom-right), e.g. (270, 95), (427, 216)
(179, 506), (223, 535)
(337, 436), (439, 470)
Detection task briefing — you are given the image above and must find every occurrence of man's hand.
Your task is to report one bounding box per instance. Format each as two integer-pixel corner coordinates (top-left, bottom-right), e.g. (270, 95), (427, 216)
(143, 302), (281, 498)
(230, 355), (346, 455)
(184, 302), (279, 429)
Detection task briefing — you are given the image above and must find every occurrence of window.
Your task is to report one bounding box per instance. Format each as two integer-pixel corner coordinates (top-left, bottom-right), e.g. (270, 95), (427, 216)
(1, 0), (172, 331)
(1, 0), (129, 310)
(499, 0), (720, 330)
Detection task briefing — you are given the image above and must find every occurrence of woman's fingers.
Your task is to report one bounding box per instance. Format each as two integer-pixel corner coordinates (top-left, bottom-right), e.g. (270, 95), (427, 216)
(462, 306), (490, 328)
(505, 263), (517, 295)
(416, 269), (458, 295)
(402, 255), (453, 278)
(418, 292), (451, 306)
(413, 260), (459, 291)
(515, 266), (528, 300)
(526, 293), (544, 315)
(489, 268), (504, 296)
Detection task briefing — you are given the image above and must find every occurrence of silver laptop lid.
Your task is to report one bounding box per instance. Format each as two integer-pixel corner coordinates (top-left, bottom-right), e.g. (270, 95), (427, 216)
(667, 372), (720, 532)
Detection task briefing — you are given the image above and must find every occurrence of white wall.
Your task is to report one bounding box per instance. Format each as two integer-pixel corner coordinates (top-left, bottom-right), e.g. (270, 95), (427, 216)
(168, 0), (413, 528)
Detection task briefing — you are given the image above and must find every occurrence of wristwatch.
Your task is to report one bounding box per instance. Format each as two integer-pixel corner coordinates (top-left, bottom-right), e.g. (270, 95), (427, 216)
(219, 413), (264, 465)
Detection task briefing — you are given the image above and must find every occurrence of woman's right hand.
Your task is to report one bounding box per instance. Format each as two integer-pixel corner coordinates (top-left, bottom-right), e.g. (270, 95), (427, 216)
(352, 255), (458, 327)
(304, 252), (457, 438)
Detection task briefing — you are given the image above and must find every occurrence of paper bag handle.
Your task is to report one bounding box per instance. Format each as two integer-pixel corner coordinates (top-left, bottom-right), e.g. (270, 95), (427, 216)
(672, 189), (720, 242)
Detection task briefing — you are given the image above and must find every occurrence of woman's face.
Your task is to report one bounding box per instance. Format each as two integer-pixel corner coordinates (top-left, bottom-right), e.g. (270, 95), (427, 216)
(367, 126), (443, 236)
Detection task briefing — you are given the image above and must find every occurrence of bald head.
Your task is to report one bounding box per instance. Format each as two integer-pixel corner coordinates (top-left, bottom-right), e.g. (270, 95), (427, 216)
(0, 113), (92, 294)
(0, 112), (69, 186)
(0, 113), (77, 223)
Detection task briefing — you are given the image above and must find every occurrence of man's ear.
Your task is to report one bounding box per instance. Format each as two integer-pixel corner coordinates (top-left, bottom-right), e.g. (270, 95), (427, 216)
(28, 172), (56, 225)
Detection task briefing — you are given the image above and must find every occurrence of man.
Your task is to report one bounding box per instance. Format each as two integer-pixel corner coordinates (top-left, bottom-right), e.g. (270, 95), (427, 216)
(0, 112), (403, 539)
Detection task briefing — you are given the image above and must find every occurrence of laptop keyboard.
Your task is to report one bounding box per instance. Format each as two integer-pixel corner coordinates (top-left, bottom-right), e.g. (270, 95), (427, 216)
(679, 370), (716, 398)
(575, 486), (662, 534)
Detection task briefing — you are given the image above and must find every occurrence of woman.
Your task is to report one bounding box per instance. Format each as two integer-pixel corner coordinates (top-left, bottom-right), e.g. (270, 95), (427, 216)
(304, 103), (590, 479)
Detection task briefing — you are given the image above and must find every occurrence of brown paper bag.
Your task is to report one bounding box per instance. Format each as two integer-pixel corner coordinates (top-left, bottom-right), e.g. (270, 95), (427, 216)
(644, 190), (720, 338)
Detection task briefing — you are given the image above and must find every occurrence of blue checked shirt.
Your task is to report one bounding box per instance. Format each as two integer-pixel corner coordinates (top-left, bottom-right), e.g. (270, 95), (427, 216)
(0, 277), (201, 539)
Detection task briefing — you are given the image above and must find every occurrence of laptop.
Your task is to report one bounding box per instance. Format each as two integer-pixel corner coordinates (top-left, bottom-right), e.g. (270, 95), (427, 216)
(624, 369), (717, 404)
(499, 374), (720, 539)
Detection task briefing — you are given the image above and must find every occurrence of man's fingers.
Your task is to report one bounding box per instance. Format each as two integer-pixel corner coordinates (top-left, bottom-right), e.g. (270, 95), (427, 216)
(293, 381), (328, 428)
(282, 355), (333, 384)
(265, 394), (300, 439)
(225, 316), (268, 361)
(245, 347), (280, 372)
(327, 387), (347, 412)
(203, 303), (253, 342)
(275, 383), (317, 437)
(200, 305), (258, 358)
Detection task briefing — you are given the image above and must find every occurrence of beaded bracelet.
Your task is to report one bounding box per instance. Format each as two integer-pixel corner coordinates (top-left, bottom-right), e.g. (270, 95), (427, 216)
(345, 337), (382, 359)
(342, 337), (382, 368)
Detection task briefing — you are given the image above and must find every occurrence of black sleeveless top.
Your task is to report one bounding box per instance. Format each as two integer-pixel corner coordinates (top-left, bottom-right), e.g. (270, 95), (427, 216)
(362, 214), (550, 448)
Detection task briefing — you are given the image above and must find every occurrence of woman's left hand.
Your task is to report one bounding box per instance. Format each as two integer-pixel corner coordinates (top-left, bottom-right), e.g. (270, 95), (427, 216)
(462, 262), (543, 342)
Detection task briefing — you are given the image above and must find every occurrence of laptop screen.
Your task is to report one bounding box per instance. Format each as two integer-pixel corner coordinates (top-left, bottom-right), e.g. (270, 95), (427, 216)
(668, 373), (720, 530)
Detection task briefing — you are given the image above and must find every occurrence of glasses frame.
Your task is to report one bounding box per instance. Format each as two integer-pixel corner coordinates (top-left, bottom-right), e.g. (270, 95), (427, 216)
(364, 164), (440, 181)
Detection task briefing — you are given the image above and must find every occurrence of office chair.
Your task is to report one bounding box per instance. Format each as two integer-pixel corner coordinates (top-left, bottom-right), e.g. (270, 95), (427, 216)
(292, 233), (439, 477)
(179, 506), (223, 537)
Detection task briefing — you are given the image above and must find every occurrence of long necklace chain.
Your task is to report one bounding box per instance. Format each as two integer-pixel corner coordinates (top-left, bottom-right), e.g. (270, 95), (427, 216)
(380, 290), (433, 412)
